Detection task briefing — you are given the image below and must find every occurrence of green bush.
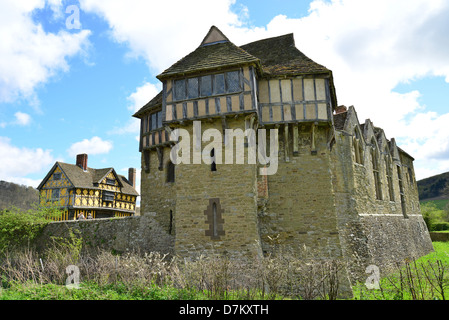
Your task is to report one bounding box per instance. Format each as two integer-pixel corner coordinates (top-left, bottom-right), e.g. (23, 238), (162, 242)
(420, 202), (447, 231)
(432, 222), (449, 231)
(0, 205), (62, 251)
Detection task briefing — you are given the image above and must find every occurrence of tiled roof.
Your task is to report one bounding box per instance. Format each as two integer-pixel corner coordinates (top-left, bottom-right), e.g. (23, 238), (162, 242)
(39, 162), (139, 196)
(136, 27), (338, 117)
(157, 40), (260, 80)
(240, 33), (330, 77)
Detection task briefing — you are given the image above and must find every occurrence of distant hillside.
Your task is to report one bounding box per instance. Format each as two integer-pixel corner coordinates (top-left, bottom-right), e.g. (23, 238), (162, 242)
(417, 172), (449, 200)
(0, 180), (39, 211)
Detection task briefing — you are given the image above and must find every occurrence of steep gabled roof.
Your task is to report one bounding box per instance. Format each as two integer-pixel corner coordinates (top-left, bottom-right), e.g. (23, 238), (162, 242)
(37, 162), (139, 196)
(157, 26), (260, 80)
(240, 33), (330, 77)
(141, 27), (338, 115)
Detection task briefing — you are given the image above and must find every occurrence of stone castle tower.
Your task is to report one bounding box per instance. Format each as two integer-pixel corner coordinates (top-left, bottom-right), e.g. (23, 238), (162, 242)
(133, 26), (433, 280)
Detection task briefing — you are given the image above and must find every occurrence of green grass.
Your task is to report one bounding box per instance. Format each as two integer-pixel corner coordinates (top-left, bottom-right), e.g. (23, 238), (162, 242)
(0, 281), (207, 300)
(2, 243), (449, 300)
(352, 242), (449, 300)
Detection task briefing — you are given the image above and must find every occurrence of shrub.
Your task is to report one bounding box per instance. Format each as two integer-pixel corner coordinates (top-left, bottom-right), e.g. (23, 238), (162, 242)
(0, 205), (62, 251)
(432, 222), (449, 231)
(421, 202), (446, 231)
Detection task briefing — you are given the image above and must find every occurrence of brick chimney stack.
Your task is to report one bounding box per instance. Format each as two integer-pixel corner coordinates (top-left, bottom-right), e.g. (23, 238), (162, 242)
(76, 154), (88, 171)
(128, 168), (136, 187)
(335, 105), (348, 114)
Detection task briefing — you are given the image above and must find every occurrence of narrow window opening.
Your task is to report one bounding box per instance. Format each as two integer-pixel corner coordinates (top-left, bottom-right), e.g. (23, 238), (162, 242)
(408, 167), (414, 186)
(211, 148), (217, 171)
(385, 155), (394, 201)
(166, 160), (175, 183)
(144, 150), (150, 173)
(212, 203), (218, 238)
(169, 210), (173, 235)
(397, 165), (408, 218)
(204, 198), (224, 240)
(353, 127), (364, 165)
(371, 142), (382, 200)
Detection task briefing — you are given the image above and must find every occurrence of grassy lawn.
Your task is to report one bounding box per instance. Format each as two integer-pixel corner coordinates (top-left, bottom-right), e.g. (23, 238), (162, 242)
(1, 242), (449, 300)
(0, 281), (208, 300)
(353, 241), (449, 300)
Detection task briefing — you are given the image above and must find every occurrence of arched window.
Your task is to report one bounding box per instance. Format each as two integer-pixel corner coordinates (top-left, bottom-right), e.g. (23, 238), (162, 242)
(353, 127), (364, 165)
(204, 198), (225, 240)
(397, 165), (408, 218)
(385, 153), (394, 201)
(371, 139), (382, 200)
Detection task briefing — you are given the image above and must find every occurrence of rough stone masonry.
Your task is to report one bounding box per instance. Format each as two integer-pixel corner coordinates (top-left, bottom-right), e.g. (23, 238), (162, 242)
(37, 26), (434, 295)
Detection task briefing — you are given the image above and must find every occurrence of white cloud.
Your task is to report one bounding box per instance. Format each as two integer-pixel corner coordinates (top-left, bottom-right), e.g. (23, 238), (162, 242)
(80, 0), (449, 179)
(0, 136), (55, 187)
(127, 82), (160, 113)
(79, 0), (245, 73)
(109, 82), (161, 136)
(14, 112), (32, 126)
(67, 136), (113, 157)
(0, 0), (91, 105)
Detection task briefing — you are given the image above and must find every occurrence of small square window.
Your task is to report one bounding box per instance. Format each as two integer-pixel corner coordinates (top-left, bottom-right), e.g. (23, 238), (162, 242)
(53, 173), (61, 180)
(106, 178), (115, 185)
(52, 189), (60, 200)
(103, 191), (115, 202)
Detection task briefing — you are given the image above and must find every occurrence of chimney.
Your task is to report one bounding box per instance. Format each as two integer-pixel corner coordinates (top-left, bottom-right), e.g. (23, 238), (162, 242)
(76, 154), (88, 171)
(335, 105), (347, 114)
(128, 168), (136, 187)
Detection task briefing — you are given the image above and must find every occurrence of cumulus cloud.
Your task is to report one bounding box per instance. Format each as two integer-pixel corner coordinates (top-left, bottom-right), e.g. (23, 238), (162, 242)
(127, 82), (161, 113)
(0, 0), (91, 105)
(67, 136), (113, 157)
(108, 82), (161, 136)
(0, 136), (55, 186)
(81, 0), (449, 179)
(79, 0), (244, 73)
(14, 112), (32, 126)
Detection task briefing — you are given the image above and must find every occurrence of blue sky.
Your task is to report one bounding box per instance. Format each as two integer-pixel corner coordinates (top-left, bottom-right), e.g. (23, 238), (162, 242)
(1, 0), (449, 197)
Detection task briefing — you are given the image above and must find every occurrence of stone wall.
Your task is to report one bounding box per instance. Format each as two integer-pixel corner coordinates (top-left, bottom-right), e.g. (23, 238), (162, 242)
(344, 214), (434, 282)
(330, 114), (434, 283)
(172, 118), (262, 259)
(260, 124), (343, 259)
(140, 146), (176, 235)
(429, 232), (449, 242)
(34, 213), (174, 256)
